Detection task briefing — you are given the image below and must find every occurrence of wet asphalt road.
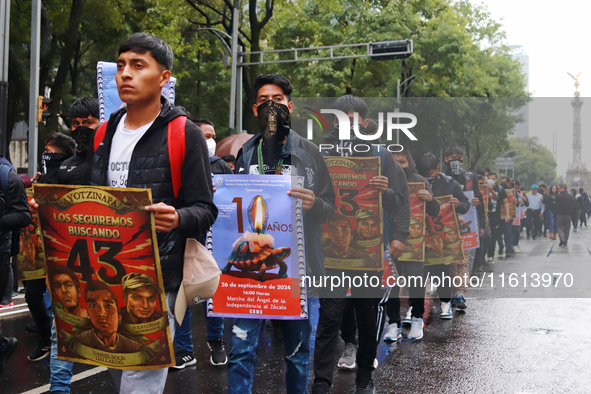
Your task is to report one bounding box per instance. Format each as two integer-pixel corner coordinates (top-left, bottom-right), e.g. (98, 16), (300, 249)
(2, 228), (591, 394)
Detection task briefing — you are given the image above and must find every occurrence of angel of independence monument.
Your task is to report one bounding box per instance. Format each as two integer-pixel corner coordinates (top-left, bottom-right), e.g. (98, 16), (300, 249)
(566, 72), (588, 190)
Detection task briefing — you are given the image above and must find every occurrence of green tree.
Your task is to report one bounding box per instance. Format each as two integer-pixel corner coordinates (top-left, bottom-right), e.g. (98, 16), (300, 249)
(509, 137), (557, 188)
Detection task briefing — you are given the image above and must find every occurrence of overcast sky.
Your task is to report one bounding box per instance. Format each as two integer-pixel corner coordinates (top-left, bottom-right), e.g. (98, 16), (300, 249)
(478, 0), (590, 177)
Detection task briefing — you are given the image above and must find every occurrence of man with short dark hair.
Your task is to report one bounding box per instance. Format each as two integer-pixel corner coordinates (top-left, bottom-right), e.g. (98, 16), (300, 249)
(58, 98), (100, 185)
(485, 173), (510, 263)
(230, 73), (335, 394)
(555, 184), (576, 246)
(49, 265), (87, 318)
(193, 118), (233, 175)
(33, 133), (76, 184)
(82, 32), (215, 393)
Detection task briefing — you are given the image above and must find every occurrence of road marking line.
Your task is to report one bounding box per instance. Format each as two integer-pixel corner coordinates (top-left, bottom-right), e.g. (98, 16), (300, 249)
(21, 366), (108, 394)
(0, 307), (30, 317)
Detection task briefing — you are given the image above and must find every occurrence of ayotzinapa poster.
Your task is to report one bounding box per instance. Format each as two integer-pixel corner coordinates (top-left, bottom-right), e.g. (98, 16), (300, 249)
(208, 175), (307, 320)
(34, 185), (174, 370)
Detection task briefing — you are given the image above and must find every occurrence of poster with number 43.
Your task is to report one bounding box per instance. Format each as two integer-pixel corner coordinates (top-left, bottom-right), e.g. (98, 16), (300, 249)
(208, 175), (307, 320)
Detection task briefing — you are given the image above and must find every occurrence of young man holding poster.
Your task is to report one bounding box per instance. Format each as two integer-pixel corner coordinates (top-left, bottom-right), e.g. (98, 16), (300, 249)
(86, 33), (216, 393)
(314, 95), (410, 394)
(229, 74), (335, 394)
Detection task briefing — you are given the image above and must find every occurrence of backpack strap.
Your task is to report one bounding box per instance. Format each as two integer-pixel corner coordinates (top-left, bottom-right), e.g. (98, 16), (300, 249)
(94, 121), (109, 152)
(0, 163), (11, 194)
(168, 116), (187, 199)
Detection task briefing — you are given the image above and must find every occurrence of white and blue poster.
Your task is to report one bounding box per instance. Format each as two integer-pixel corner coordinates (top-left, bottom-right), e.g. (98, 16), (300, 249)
(459, 190), (480, 250)
(207, 175), (307, 320)
(96, 61), (177, 122)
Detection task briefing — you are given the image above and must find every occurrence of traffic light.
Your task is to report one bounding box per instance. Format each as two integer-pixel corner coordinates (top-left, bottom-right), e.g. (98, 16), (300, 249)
(370, 39), (413, 61)
(37, 96), (53, 123)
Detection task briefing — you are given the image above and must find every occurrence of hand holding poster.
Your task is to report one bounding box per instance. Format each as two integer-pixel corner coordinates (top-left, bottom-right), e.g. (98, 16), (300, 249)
(18, 189), (47, 281)
(34, 185), (174, 370)
(323, 157), (384, 271)
(400, 182), (426, 262)
(208, 175), (307, 320)
(459, 190), (480, 250)
(425, 195), (464, 265)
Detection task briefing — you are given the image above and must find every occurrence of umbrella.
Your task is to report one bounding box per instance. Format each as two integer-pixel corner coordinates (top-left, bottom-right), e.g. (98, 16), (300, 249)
(215, 133), (254, 158)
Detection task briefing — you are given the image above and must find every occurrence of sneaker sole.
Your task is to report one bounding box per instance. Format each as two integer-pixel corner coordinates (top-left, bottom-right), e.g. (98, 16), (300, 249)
(383, 336), (400, 342)
(27, 350), (50, 362)
(337, 362), (357, 370)
(210, 355), (228, 366)
(171, 358), (197, 369)
(455, 302), (467, 309)
(410, 334), (424, 341)
(439, 314), (453, 320)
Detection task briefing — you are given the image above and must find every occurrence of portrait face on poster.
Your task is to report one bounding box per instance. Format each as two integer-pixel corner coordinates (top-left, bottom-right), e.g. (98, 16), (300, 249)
(18, 189), (47, 281)
(400, 182), (426, 262)
(34, 185), (174, 370)
(208, 175), (307, 320)
(425, 195), (464, 265)
(323, 156), (384, 271)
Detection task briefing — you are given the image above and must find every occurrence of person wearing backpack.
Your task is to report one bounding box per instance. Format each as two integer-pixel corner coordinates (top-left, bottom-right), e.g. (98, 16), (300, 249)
(31, 33), (217, 394)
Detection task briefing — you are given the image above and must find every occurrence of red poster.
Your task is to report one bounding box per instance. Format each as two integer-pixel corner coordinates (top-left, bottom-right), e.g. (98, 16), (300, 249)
(34, 185), (174, 370)
(18, 189), (48, 281)
(399, 183), (426, 262)
(425, 195), (464, 265)
(323, 157), (384, 271)
(501, 189), (517, 220)
(479, 183), (489, 226)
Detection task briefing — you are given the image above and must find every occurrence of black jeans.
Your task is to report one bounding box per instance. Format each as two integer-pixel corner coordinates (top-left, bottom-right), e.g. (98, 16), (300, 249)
(512, 225), (521, 246)
(488, 216), (504, 257)
(25, 278), (52, 344)
(528, 209), (542, 238)
(0, 253), (10, 306)
(313, 269), (382, 389)
(385, 260), (425, 325)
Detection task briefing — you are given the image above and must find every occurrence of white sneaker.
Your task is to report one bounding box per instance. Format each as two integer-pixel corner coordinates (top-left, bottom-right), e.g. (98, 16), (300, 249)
(401, 307), (412, 325)
(373, 358), (379, 368)
(409, 317), (424, 340)
(337, 342), (357, 369)
(383, 323), (401, 342)
(440, 302), (453, 320)
(513, 245), (520, 253)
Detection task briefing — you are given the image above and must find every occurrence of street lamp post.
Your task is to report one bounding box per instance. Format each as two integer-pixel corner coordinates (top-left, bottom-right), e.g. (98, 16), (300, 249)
(396, 76), (414, 145)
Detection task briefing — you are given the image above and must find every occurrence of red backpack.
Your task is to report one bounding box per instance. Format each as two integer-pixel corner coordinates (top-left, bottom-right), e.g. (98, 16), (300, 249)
(94, 116), (186, 198)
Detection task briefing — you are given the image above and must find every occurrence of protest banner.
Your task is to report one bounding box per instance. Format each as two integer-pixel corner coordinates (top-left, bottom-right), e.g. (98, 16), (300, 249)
(323, 156), (384, 271)
(96, 61), (176, 123)
(425, 195), (464, 265)
(479, 183), (489, 226)
(18, 189), (47, 281)
(501, 188), (517, 220)
(34, 185), (174, 370)
(459, 190), (480, 250)
(208, 175), (307, 320)
(399, 182), (426, 262)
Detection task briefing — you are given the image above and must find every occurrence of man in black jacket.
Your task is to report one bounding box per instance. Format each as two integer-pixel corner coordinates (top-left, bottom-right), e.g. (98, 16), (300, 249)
(86, 33), (217, 393)
(416, 153), (469, 320)
(230, 74), (335, 394)
(0, 161), (32, 351)
(313, 95), (410, 394)
(33, 133), (76, 184)
(57, 97), (100, 185)
(556, 184), (577, 246)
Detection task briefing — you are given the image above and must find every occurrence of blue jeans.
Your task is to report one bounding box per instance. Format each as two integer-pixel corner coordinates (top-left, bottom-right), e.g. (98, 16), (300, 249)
(50, 318), (74, 394)
(228, 318), (311, 394)
(547, 210), (556, 233)
(174, 304), (225, 353)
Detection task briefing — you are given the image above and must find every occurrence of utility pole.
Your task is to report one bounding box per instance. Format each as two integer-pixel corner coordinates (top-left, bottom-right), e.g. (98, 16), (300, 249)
(228, 0), (239, 134)
(0, 0), (11, 157)
(28, 0), (41, 177)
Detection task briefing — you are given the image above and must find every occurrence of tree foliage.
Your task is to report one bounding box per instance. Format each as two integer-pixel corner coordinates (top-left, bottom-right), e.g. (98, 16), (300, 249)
(508, 137), (557, 188)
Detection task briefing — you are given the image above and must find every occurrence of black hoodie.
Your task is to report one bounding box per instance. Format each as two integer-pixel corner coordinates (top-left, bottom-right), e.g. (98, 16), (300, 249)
(444, 164), (485, 230)
(87, 96), (218, 292)
(398, 149), (440, 217)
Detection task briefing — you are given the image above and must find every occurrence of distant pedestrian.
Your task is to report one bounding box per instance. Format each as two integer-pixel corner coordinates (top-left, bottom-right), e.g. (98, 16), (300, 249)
(555, 185), (577, 246)
(578, 188), (588, 228)
(526, 185), (544, 240)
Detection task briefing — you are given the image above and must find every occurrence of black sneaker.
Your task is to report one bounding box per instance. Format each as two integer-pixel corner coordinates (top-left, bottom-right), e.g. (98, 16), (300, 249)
(171, 349), (196, 369)
(25, 324), (39, 334)
(28, 342), (50, 361)
(355, 378), (376, 394)
(207, 338), (228, 366)
(0, 337), (18, 374)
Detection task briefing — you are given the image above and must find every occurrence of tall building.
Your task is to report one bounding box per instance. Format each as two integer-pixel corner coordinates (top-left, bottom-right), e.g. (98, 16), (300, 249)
(509, 45), (529, 139)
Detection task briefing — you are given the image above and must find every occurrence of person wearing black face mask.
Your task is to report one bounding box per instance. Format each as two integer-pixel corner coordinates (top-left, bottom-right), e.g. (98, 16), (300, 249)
(57, 97), (101, 186)
(33, 133), (76, 185)
(232, 74), (335, 394)
(442, 146), (486, 308)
